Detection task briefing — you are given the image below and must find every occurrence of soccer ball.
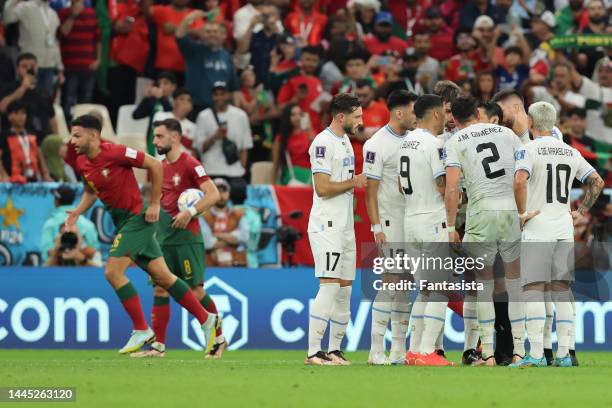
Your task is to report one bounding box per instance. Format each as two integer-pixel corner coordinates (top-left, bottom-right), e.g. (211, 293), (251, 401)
(178, 188), (204, 213)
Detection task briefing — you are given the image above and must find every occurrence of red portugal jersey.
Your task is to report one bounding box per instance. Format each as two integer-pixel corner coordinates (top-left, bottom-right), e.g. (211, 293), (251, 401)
(159, 152), (211, 245)
(66, 141), (145, 229)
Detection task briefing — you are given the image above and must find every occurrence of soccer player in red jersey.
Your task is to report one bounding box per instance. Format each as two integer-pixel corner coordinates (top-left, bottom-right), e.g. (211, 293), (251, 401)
(132, 118), (228, 358)
(65, 114), (217, 354)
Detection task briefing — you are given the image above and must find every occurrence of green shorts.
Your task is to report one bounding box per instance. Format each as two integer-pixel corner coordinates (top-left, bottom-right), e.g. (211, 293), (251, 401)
(108, 212), (163, 270)
(161, 243), (205, 287)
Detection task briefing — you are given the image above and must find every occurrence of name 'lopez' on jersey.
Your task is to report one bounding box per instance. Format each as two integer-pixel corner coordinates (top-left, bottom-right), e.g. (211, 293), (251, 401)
(308, 128), (355, 233)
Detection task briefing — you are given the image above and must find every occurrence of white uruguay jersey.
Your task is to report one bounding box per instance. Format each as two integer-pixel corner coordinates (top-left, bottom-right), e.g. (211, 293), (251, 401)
(444, 123), (522, 211)
(399, 128), (446, 215)
(362, 124), (406, 218)
(515, 136), (595, 239)
(308, 127), (355, 232)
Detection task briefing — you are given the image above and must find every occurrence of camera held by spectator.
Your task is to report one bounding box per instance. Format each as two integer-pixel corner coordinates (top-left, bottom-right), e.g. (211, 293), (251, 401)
(45, 223), (101, 266)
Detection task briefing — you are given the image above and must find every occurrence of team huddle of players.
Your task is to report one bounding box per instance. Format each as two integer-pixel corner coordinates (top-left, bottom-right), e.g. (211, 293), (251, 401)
(305, 81), (605, 367)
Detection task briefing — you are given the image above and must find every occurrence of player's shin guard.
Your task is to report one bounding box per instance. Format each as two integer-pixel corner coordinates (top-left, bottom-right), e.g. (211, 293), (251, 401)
(419, 294), (447, 354)
(329, 286), (352, 352)
(506, 278), (526, 356)
(408, 293), (427, 353)
(390, 294), (411, 359)
(543, 291), (554, 351)
(552, 290), (573, 358)
(201, 293), (223, 339)
(524, 290), (545, 359)
(308, 283), (340, 356)
(370, 290), (392, 355)
(167, 279), (209, 324)
(463, 294), (479, 351)
(116, 282), (148, 330)
(152, 296), (170, 344)
(477, 280), (495, 358)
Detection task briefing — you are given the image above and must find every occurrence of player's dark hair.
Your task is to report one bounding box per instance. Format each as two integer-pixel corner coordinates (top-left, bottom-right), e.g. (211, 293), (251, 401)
(491, 88), (524, 104)
(71, 114), (102, 133)
(6, 100), (26, 115)
(504, 46), (523, 57)
(433, 80), (462, 104)
(478, 102), (503, 122)
(17, 52), (37, 64)
(414, 94), (443, 119)
(387, 90), (419, 111)
(173, 88), (191, 99)
(568, 107), (587, 118)
(330, 93), (360, 116)
(153, 118), (182, 135)
(451, 95), (478, 123)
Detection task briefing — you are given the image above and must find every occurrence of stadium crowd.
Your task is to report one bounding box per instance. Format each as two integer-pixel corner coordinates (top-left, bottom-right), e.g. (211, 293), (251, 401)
(0, 0), (609, 264)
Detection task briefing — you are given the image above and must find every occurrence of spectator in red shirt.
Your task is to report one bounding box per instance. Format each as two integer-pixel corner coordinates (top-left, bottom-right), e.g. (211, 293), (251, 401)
(444, 28), (490, 84)
(284, 0), (328, 47)
(107, 0), (149, 125)
(277, 46), (326, 133)
(353, 79), (389, 172)
(272, 103), (313, 185)
(58, 0), (100, 122)
(422, 7), (455, 62)
(363, 11), (408, 56)
(142, 0), (203, 85)
(386, 0), (428, 37)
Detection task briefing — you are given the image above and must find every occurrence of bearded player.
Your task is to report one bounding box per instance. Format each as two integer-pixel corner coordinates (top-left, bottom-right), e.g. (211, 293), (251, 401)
(305, 93), (367, 365)
(131, 118), (227, 358)
(364, 90), (418, 365)
(65, 114), (217, 354)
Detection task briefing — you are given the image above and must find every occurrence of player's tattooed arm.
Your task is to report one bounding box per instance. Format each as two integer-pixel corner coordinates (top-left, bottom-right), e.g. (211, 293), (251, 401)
(576, 172), (604, 216)
(435, 175), (446, 196)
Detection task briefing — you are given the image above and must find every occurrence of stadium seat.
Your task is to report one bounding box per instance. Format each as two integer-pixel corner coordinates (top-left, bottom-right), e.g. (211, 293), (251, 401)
(53, 104), (70, 140)
(250, 161), (274, 185)
(117, 104), (149, 136)
(72, 104), (116, 141)
(119, 133), (148, 184)
(135, 77), (154, 104)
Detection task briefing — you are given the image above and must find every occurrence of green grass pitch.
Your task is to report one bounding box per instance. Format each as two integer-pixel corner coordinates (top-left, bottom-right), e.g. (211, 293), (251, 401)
(1, 350), (612, 407)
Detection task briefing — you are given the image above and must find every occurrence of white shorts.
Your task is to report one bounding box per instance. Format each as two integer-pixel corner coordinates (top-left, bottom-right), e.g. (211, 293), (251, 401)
(376, 214), (405, 274)
(463, 209), (521, 266)
(309, 229), (356, 281)
(520, 238), (575, 285)
(404, 212), (450, 282)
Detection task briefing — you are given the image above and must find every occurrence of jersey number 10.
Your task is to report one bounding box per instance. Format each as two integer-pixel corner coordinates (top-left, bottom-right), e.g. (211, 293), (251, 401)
(546, 163), (571, 204)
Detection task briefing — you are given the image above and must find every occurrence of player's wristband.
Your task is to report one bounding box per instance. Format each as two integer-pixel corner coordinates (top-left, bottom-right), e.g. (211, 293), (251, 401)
(447, 225), (456, 232)
(187, 206), (198, 217)
(372, 224), (382, 234)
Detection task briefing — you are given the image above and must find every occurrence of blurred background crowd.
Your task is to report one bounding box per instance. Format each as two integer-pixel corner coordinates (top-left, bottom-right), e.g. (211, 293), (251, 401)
(0, 0), (609, 266)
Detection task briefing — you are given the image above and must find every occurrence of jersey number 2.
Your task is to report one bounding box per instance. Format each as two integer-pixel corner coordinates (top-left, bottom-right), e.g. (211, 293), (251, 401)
(546, 163), (571, 203)
(476, 142), (505, 179)
(399, 156), (413, 195)
(326, 252), (340, 272)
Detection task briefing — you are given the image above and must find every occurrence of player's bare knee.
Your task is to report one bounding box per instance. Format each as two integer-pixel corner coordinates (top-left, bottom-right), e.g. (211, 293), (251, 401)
(147, 258), (176, 288)
(153, 285), (169, 298)
(523, 282), (545, 291)
(550, 280), (570, 292)
(191, 285), (204, 299)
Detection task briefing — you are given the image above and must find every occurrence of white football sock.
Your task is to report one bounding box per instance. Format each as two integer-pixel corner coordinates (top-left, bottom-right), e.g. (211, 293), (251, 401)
(524, 290), (545, 359)
(463, 294), (479, 351)
(420, 293), (447, 354)
(477, 279), (495, 358)
(328, 285), (352, 352)
(370, 290), (392, 355)
(390, 292), (411, 359)
(544, 291), (553, 350)
(308, 283), (340, 357)
(408, 292), (427, 353)
(552, 290), (573, 358)
(570, 290), (576, 350)
(506, 277), (526, 356)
